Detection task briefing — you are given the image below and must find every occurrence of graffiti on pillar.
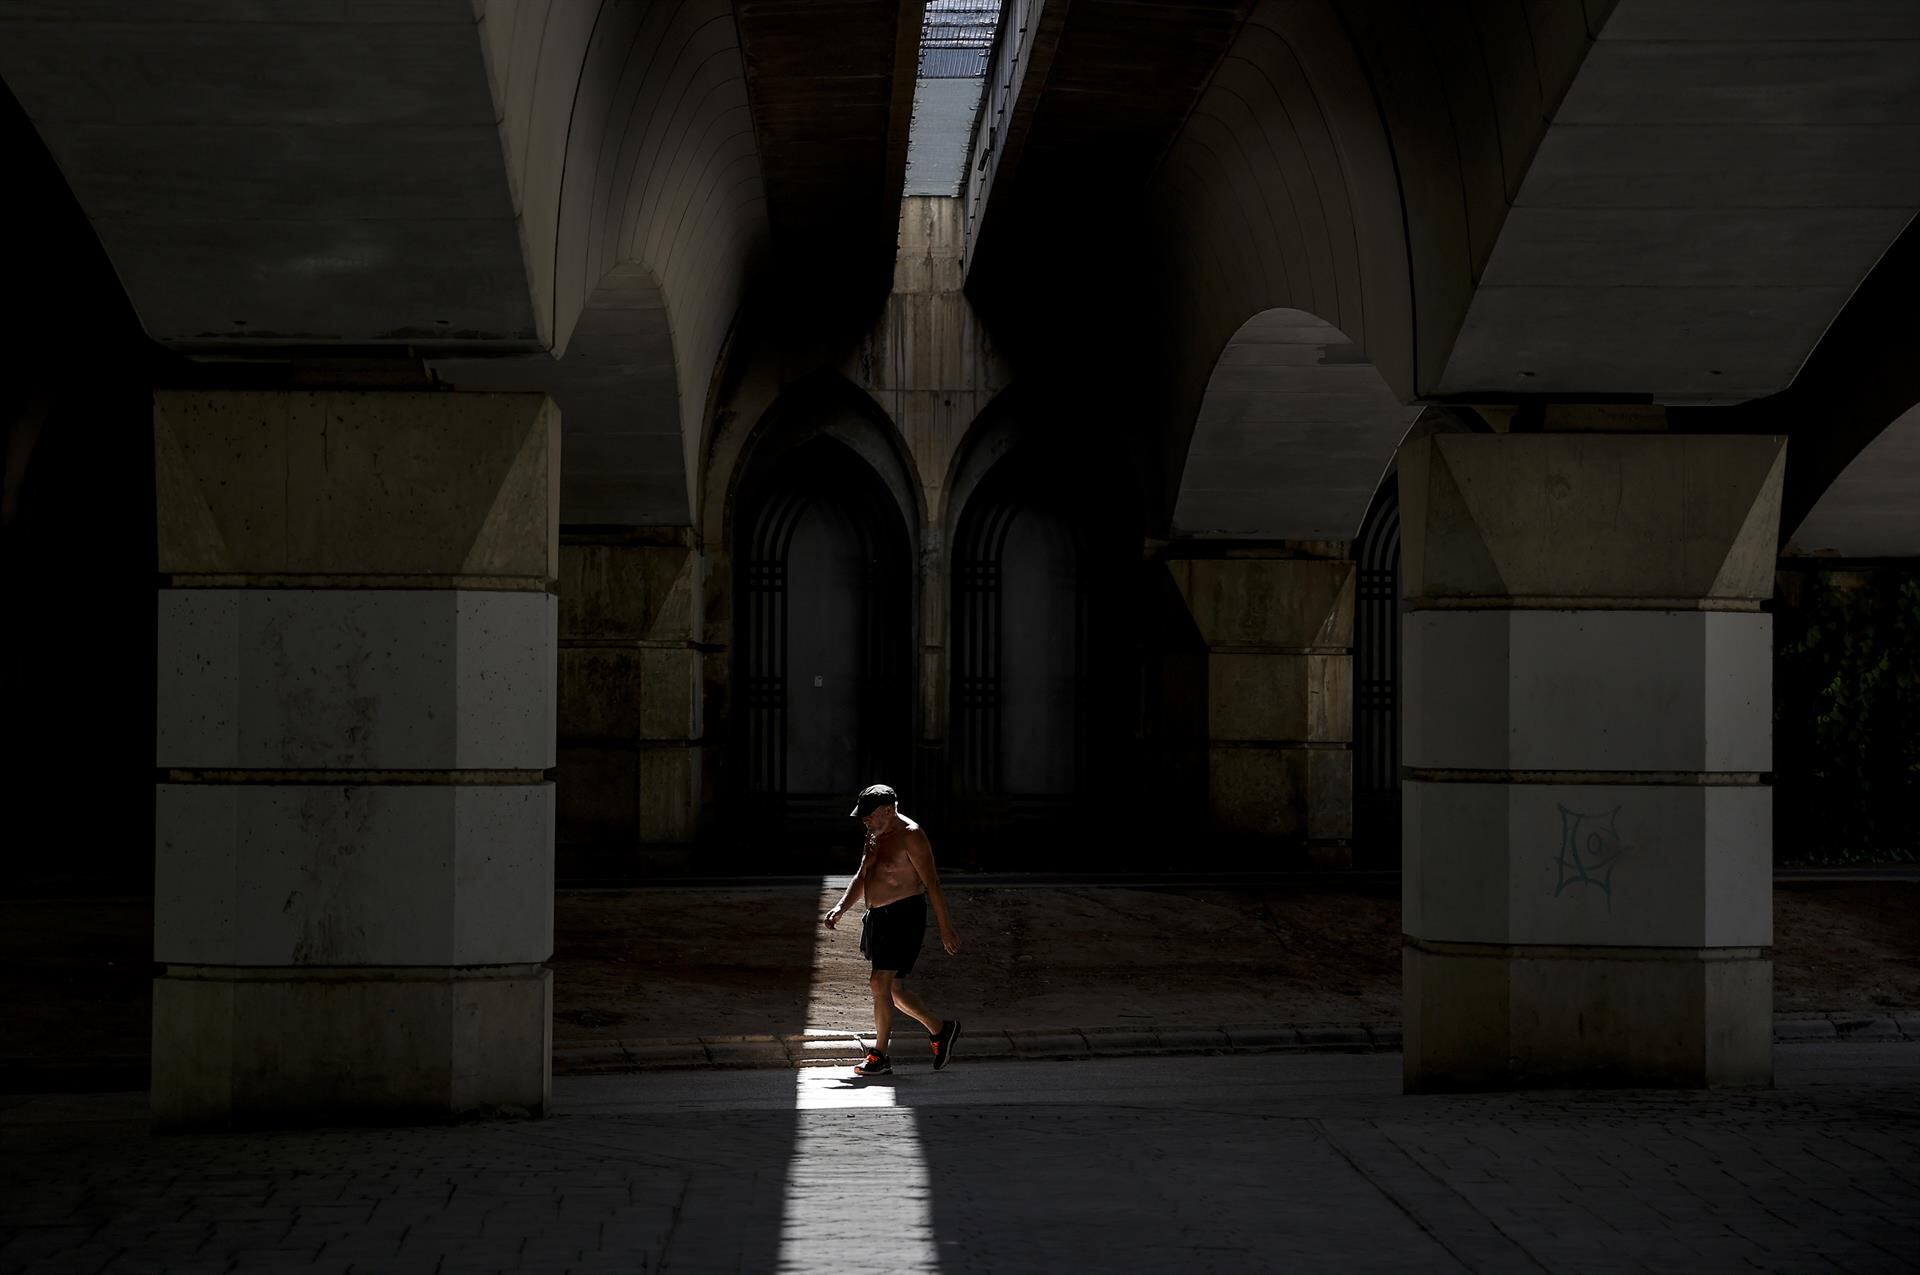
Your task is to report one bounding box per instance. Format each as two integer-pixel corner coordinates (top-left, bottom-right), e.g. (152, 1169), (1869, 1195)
(1554, 803), (1624, 911)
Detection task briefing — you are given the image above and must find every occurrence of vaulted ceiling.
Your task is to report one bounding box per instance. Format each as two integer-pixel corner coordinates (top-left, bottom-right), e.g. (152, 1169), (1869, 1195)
(5, 0), (1920, 541)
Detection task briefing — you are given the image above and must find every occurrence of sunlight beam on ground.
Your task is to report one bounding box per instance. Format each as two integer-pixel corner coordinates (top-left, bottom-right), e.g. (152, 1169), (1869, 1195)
(776, 877), (942, 1272)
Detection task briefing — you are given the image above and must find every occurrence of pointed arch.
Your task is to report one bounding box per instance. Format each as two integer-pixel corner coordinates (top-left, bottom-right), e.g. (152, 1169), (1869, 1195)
(731, 431), (915, 837)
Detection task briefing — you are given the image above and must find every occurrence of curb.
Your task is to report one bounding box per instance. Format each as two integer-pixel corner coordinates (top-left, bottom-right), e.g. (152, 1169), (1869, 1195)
(1772, 1013), (1917, 1044)
(551, 1024), (1396, 1074)
(4, 1013), (1911, 1091)
(550, 1011), (1918, 1075)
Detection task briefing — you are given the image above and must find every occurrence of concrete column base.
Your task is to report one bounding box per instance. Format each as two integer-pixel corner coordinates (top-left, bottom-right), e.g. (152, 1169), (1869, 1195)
(1403, 942), (1771, 1092)
(1170, 557), (1356, 862)
(1207, 746), (1352, 862)
(151, 965), (552, 1130)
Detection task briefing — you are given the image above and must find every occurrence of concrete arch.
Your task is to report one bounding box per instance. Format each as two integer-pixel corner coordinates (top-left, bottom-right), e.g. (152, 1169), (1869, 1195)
(477, 0), (770, 517)
(1787, 401), (1920, 560)
(1, 2), (771, 525)
(1145, 0), (1920, 523)
(433, 260), (694, 523)
(550, 265), (688, 525)
(719, 375), (926, 560)
(939, 386), (1032, 551)
(1146, 0), (1603, 518)
(1172, 308), (1422, 543)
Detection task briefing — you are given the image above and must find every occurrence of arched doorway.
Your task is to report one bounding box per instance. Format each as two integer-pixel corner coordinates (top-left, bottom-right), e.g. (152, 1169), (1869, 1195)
(949, 442), (1135, 857)
(1352, 474), (1401, 867)
(735, 437), (912, 841)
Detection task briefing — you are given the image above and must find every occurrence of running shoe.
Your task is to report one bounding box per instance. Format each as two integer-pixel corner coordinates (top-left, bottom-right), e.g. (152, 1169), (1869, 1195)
(930, 1019), (961, 1071)
(853, 1051), (892, 1077)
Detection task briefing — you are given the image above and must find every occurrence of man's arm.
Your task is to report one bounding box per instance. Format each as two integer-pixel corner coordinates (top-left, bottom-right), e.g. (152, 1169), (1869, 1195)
(824, 852), (869, 928)
(905, 831), (961, 955)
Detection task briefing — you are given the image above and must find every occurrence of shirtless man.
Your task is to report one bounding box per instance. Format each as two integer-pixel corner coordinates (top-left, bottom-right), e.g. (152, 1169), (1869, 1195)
(823, 784), (962, 1076)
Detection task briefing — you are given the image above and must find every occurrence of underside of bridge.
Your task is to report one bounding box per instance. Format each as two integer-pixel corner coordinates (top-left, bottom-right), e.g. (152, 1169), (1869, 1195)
(2, 1), (1917, 1123)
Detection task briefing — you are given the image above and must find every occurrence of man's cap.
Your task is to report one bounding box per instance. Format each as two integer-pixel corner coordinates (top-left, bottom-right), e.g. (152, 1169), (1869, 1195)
(849, 784), (899, 818)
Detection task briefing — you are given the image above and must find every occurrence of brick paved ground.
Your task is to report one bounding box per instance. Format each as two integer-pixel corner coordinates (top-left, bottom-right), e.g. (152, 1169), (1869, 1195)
(3, 1043), (1917, 1274)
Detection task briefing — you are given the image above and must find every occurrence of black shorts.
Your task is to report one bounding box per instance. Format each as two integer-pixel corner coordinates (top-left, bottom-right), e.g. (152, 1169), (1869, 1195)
(860, 894), (927, 977)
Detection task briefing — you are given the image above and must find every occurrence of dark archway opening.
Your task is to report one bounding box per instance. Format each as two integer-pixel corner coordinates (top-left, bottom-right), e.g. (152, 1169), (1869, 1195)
(1352, 474), (1401, 869)
(733, 436), (913, 850)
(949, 441), (1139, 864)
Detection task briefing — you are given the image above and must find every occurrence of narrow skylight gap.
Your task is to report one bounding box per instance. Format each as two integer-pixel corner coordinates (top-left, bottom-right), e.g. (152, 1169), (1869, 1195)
(902, 0), (1006, 197)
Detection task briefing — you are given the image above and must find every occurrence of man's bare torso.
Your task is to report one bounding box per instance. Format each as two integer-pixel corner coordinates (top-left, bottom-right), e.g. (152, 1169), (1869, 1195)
(863, 815), (926, 908)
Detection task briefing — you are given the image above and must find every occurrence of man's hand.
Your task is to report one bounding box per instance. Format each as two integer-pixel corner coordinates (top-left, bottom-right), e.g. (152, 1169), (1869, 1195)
(940, 926), (961, 955)
(823, 905), (844, 930)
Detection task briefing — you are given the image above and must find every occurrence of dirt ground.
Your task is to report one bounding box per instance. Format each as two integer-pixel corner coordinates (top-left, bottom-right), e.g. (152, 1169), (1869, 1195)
(2, 881), (1915, 1076)
(549, 880), (1920, 1041)
(1772, 881), (1920, 1013)
(549, 880), (1407, 1041)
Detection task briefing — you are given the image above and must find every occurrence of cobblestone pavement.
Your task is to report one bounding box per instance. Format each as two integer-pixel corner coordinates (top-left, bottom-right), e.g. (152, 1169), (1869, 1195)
(2, 1045), (1916, 1274)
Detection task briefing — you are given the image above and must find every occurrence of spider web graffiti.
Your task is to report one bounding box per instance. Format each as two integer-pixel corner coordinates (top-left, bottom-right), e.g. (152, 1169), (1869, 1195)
(1554, 803), (1624, 911)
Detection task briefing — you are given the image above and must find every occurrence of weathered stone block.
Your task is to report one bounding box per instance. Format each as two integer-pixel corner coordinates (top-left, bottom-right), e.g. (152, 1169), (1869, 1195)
(1306, 748), (1352, 841)
(559, 542), (698, 639)
(158, 589), (556, 770)
(556, 745), (637, 844)
(1404, 609), (1770, 773)
(637, 646), (702, 741)
(154, 783), (553, 967)
(155, 391), (559, 579)
(1208, 747), (1307, 841)
(638, 746), (701, 843)
(1398, 434), (1786, 602)
(1167, 559), (1355, 648)
(1403, 944), (1771, 1090)
(1207, 652), (1352, 742)
(558, 647), (645, 740)
(1207, 745), (1353, 846)
(152, 967), (551, 1128)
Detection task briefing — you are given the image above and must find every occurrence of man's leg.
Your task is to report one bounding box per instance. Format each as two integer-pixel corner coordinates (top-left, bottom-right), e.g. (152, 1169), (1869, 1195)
(890, 981), (942, 1035)
(870, 969), (896, 1055)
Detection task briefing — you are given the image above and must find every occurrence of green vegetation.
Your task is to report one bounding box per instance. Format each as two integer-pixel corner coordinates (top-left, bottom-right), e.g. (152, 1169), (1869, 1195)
(1775, 569), (1920, 865)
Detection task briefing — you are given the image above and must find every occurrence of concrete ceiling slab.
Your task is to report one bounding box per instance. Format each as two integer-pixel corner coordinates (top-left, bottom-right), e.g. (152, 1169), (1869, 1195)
(454, 0), (772, 525)
(0, 4), (539, 347)
(1437, 3), (1920, 399)
(1136, 0), (1605, 541)
(735, 0), (924, 293)
(965, 0), (1254, 265)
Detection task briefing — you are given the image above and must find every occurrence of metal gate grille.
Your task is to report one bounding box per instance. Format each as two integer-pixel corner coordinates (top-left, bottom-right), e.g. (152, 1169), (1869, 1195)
(1353, 477), (1401, 865)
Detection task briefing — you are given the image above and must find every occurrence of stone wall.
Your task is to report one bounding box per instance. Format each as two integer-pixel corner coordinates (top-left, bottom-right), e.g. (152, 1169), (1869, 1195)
(555, 531), (706, 874)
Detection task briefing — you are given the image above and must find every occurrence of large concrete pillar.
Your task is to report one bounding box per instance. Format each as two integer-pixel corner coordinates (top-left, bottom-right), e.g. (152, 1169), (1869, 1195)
(1399, 433), (1786, 1090)
(556, 531), (706, 867)
(152, 391), (558, 1126)
(1169, 556), (1354, 864)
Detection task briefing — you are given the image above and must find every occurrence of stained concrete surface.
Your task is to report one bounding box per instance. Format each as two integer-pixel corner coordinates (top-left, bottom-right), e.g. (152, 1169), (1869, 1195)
(1, 1046), (1916, 1272)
